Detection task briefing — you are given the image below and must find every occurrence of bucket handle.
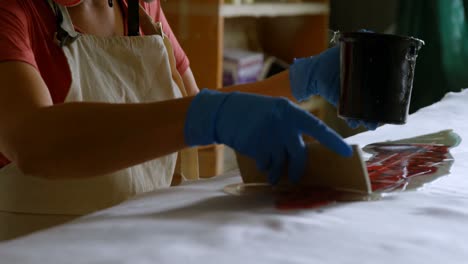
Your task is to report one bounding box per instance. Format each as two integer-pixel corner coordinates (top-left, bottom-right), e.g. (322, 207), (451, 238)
(407, 39), (425, 61)
(329, 29), (375, 46)
(329, 29), (341, 46)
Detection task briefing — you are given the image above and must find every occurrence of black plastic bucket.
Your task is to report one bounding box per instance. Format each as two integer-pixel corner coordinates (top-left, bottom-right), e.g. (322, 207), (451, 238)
(338, 32), (424, 124)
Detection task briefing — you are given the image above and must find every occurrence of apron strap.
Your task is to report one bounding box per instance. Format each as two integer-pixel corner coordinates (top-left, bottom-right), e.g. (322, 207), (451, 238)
(46, 0), (81, 47)
(127, 0), (140, 36)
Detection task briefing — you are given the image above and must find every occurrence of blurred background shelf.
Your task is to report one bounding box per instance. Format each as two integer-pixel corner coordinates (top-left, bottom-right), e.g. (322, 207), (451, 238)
(221, 3), (329, 18)
(163, 0), (329, 89)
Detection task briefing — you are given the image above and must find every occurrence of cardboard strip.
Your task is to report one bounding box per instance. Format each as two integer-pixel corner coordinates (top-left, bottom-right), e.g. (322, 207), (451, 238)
(237, 144), (371, 194)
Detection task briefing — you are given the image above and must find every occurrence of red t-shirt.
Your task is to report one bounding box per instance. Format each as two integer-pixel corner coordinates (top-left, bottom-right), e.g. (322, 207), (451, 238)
(0, 0), (190, 167)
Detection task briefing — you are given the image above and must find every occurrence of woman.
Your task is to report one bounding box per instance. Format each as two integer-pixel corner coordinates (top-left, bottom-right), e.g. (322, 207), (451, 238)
(0, 0), (371, 240)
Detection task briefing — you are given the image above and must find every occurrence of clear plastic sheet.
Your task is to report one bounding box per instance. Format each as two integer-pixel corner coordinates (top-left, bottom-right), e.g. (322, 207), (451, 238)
(224, 130), (461, 210)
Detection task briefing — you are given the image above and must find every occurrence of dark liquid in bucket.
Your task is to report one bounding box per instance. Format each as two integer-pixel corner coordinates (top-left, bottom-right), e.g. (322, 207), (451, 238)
(338, 32), (424, 124)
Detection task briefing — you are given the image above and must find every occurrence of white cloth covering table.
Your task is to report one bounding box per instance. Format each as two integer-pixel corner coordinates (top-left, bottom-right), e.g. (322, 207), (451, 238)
(1, 90), (468, 264)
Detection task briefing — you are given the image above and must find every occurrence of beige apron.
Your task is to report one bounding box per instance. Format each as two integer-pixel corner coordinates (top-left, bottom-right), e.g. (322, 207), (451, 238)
(0, 2), (197, 240)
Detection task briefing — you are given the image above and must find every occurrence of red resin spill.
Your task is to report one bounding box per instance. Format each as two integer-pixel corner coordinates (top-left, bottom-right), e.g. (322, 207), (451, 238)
(366, 144), (449, 192)
(275, 143), (451, 210)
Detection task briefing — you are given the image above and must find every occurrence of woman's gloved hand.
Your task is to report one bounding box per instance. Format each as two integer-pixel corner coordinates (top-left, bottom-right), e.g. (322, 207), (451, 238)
(289, 45), (378, 130)
(184, 89), (353, 184)
(289, 45), (341, 105)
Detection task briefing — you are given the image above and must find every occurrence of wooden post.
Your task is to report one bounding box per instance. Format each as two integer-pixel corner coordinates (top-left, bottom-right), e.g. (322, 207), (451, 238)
(162, 0), (223, 89)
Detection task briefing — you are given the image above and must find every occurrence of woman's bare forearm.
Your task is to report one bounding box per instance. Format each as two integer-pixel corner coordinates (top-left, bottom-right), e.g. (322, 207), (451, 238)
(0, 62), (291, 180)
(182, 67), (200, 95)
(3, 98), (192, 179)
(222, 71), (296, 101)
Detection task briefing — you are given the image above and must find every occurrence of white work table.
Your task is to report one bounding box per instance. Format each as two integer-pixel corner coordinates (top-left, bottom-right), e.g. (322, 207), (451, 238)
(1, 90), (468, 263)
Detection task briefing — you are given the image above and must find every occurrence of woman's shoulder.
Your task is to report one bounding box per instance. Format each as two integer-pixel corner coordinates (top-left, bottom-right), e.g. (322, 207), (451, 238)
(0, 0), (52, 16)
(0, 0), (27, 11)
(0, 0), (55, 32)
(0, 1), (61, 60)
(0, 0), (56, 60)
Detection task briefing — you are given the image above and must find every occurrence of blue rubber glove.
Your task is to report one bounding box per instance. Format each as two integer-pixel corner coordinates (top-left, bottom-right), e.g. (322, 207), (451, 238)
(290, 45), (341, 105)
(289, 45), (378, 130)
(185, 89), (353, 184)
